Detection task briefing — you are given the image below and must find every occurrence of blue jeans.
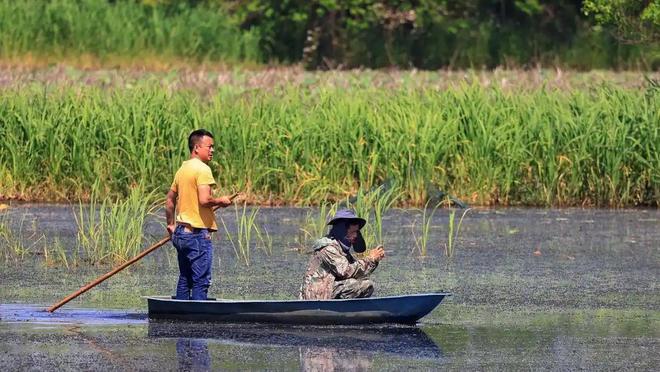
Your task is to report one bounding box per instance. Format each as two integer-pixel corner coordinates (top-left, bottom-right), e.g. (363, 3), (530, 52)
(171, 225), (213, 300)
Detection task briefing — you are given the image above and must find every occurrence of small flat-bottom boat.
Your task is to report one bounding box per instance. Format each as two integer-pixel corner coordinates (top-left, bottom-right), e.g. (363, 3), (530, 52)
(145, 293), (450, 325)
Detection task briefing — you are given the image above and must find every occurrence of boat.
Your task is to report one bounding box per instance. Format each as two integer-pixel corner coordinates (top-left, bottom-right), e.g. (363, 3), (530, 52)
(145, 292), (450, 325)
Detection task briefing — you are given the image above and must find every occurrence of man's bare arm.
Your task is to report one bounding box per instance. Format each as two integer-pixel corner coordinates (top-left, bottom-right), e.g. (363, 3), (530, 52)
(198, 185), (232, 208)
(166, 189), (177, 235)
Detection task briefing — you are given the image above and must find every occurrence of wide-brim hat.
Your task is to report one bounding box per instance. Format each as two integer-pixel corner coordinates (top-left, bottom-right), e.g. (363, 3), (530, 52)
(327, 209), (367, 253)
(327, 209), (366, 229)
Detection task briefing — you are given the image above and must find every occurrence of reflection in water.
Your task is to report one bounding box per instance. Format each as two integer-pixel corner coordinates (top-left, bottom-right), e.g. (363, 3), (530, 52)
(176, 338), (211, 372)
(299, 347), (372, 372)
(149, 321), (443, 369)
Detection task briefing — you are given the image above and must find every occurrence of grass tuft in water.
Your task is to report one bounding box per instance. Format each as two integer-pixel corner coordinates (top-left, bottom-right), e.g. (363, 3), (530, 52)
(445, 207), (472, 259)
(74, 183), (159, 265)
(344, 185), (401, 248)
(219, 203), (262, 266)
(411, 201), (440, 257)
(0, 211), (44, 262)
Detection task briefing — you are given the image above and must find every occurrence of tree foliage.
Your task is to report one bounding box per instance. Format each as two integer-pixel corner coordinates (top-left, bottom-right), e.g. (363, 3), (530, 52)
(583, 0), (659, 43)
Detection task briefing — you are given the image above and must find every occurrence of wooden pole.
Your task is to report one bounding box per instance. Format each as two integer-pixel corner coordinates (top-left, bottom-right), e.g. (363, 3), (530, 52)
(47, 193), (239, 312)
(47, 236), (171, 312)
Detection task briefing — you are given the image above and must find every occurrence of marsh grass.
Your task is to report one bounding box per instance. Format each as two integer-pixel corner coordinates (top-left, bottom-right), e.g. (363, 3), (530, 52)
(74, 183), (159, 265)
(42, 236), (72, 268)
(295, 203), (338, 251)
(0, 83), (657, 207)
(0, 211), (44, 262)
(345, 185), (401, 248)
(254, 224), (273, 256)
(445, 208), (472, 259)
(411, 202), (441, 257)
(220, 203), (268, 266)
(0, 1), (260, 64)
(292, 185), (400, 254)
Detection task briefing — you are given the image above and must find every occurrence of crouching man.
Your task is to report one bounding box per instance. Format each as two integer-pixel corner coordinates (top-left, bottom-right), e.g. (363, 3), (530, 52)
(299, 209), (385, 299)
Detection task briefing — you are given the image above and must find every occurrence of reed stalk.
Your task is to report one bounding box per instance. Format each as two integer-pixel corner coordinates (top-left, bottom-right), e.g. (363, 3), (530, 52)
(445, 208), (472, 258)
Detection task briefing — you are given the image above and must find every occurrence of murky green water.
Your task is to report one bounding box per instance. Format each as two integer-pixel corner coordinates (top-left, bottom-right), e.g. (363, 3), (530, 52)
(1, 206), (658, 370)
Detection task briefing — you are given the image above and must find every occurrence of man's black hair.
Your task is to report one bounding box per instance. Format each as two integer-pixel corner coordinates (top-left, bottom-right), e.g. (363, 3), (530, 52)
(188, 129), (214, 152)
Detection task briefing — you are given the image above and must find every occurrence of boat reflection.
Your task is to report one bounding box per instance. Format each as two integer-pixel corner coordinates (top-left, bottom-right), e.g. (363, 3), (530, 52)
(149, 321), (443, 369)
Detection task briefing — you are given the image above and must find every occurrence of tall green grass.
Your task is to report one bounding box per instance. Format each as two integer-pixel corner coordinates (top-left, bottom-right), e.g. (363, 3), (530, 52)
(344, 185), (401, 248)
(74, 183), (159, 264)
(445, 208), (471, 259)
(295, 203), (338, 251)
(219, 203), (273, 266)
(411, 202), (439, 257)
(0, 83), (657, 207)
(0, 0), (260, 64)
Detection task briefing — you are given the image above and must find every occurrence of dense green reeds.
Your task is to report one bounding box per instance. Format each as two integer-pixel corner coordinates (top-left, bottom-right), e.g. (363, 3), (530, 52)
(0, 82), (657, 207)
(0, 0), (260, 65)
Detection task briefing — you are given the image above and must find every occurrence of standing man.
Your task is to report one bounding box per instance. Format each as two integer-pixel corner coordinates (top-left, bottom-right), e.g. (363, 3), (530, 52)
(166, 129), (233, 300)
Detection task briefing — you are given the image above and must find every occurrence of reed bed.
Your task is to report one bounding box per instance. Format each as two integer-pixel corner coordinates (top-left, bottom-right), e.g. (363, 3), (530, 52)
(0, 82), (657, 207)
(0, 0), (260, 65)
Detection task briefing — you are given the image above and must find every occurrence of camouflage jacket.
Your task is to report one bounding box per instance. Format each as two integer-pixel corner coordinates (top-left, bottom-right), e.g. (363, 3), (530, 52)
(299, 237), (379, 300)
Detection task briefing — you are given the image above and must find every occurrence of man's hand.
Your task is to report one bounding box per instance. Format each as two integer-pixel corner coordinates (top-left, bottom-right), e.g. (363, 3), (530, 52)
(215, 195), (233, 207)
(167, 224), (176, 236)
(368, 245), (385, 262)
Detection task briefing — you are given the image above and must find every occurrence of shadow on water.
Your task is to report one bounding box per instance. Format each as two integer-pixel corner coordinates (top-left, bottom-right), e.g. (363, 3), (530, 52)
(149, 321), (443, 369)
(0, 304), (146, 325)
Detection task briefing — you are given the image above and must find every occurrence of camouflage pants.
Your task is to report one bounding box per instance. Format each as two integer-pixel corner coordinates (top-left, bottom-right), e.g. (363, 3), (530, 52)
(332, 278), (374, 299)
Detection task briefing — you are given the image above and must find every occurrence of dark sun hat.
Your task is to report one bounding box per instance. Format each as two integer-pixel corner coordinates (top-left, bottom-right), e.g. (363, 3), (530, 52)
(327, 209), (366, 229)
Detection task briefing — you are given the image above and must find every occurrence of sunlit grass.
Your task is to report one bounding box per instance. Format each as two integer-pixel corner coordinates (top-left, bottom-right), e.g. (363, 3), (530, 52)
(0, 82), (657, 207)
(0, 0), (260, 65)
(345, 185), (401, 248)
(445, 208), (472, 259)
(295, 203), (338, 251)
(411, 202), (440, 257)
(219, 203), (264, 266)
(74, 183), (159, 265)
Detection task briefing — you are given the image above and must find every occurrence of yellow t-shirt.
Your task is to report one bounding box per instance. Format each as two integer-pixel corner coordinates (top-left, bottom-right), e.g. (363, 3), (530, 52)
(170, 158), (218, 231)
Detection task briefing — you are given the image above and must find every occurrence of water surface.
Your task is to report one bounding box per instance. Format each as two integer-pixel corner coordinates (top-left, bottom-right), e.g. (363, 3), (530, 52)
(1, 206), (658, 370)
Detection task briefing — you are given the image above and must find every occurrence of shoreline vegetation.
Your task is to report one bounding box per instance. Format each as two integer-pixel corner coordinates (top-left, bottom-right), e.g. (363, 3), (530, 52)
(0, 1), (656, 70)
(0, 69), (657, 208)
